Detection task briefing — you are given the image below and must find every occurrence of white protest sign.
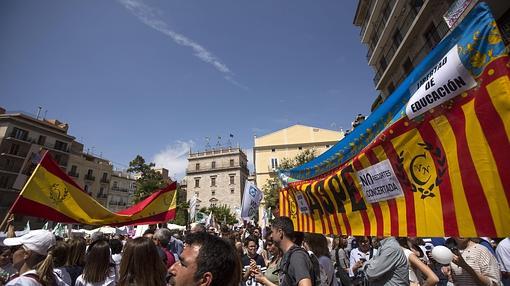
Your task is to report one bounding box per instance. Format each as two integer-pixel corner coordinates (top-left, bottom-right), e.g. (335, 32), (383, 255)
(357, 159), (404, 203)
(294, 191), (310, 214)
(406, 45), (477, 119)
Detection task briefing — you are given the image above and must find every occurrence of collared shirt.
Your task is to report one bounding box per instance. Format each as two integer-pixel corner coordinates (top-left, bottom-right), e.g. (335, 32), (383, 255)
(363, 237), (409, 286)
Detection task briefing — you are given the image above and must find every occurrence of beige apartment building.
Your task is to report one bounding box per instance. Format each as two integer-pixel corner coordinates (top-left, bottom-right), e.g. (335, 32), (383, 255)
(0, 107), (132, 226)
(354, 0), (510, 111)
(185, 147), (249, 212)
(253, 124), (343, 189)
(109, 171), (136, 212)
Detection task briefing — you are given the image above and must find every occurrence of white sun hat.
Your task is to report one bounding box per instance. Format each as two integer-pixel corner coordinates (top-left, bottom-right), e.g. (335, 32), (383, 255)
(3, 229), (56, 255)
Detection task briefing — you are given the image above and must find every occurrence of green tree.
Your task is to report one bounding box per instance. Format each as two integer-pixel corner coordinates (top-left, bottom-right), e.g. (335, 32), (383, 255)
(261, 148), (317, 210)
(127, 155), (165, 203)
(199, 205), (237, 225)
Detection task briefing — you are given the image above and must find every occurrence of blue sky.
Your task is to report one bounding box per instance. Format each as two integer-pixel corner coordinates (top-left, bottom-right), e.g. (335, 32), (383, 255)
(1, 0), (376, 179)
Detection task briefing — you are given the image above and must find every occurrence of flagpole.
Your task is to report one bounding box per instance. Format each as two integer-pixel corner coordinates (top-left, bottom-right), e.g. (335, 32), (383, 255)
(0, 151), (49, 231)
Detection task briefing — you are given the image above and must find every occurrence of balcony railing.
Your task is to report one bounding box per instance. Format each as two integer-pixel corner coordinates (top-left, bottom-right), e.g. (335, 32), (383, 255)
(84, 174), (95, 181)
(111, 186), (130, 193)
(68, 171), (79, 178)
(100, 178), (110, 184)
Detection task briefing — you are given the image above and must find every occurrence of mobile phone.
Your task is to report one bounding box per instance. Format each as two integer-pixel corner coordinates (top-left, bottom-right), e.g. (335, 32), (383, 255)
(360, 258), (367, 262)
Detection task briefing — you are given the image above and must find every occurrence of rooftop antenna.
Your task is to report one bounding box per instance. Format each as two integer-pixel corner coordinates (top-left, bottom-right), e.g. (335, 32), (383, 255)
(216, 136), (222, 149)
(205, 137), (211, 151)
(43, 110), (48, 120)
(36, 106), (42, 120)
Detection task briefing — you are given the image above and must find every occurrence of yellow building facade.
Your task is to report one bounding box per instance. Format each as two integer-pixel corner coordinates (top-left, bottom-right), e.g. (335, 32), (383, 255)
(254, 124), (343, 189)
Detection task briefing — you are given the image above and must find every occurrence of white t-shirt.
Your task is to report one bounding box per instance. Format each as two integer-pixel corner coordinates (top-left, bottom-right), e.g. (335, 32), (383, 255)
(6, 270), (69, 286)
(403, 248), (420, 283)
(54, 267), (72, 286)
(349, 247), (378, 277)
(74, 269), (116, 286)
(496, 237), (510, 272)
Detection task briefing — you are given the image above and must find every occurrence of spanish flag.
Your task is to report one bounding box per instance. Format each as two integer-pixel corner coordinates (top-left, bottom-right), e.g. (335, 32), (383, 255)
(279, 3), (510, 238)
(10, 153), (176, 226)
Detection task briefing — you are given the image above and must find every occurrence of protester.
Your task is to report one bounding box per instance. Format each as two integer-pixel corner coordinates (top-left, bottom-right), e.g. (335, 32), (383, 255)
(252, 228), (264, 255)
(331, 236), (351, 286)
(52, 241), (72, 286)
(363, 236), (409, 285)
(168, 232), (241, 286)
(241, 236), (266, 284)
(109, 239), (122, 273)
(450, 237), (501, 285)
(397, 237), (438, 286)
(168, 233), (184, 261)
(117, 237), (167, 286)
(3, 229), (67, 286)
(270, 216), (314, 286)
(153, 228), (176, 268)
(64, 237), (86, 286)
(254, 233), (282, 286)
(496, 237), (510, 286)
(0, 246), (16, 283)
(190, 223), (206, 234)
(303, 233), (337, 286)
(75, 239), (116, 286)
(349, 236), (377, 285)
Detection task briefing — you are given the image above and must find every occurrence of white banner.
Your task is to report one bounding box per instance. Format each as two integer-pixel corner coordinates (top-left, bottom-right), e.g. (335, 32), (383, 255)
(189, 193), (197, 222)
(406, 45), (477, 119)
(294, 191), (310, 214)
(241, 180), (263, 219)
(357, 159), (404, 203)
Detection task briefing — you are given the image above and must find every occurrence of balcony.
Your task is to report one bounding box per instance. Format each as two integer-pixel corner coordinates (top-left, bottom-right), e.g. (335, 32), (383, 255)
(186, 163), (244, 174)
(100, 177), (110, 184)
(111, 186), (130, 193)
(96, 193), (108, 199)
(1, 152), (28, 159)
(84, 174), (95, 181)
(68, 171), (79, 178)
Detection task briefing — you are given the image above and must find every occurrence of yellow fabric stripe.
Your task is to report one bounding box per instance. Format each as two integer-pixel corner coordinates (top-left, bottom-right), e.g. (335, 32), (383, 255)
(372, 145), (392, 236)
(430, 115), (476, 237)
(341, 163), (365, 236)
(130, 189), (177, 220)
(391, 128), (445, 237)
(26, 166), (129, 224)
(487, 76), (510, 138)
(357, 154), (378, 235)
(324, 173), (347, 235)
(463, 96), (510, 236)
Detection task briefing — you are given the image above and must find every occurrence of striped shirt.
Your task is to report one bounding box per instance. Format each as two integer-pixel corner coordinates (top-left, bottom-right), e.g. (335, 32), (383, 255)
(451, 243), (500, 285)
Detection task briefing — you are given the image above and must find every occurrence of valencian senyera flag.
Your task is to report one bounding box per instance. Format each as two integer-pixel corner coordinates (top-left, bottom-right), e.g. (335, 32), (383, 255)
(279, 3), (510, 238)
(10, 152), (177, 226)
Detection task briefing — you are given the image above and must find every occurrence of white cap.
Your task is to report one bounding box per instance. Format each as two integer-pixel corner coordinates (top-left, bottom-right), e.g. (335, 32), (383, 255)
(3, 229), (56, 255)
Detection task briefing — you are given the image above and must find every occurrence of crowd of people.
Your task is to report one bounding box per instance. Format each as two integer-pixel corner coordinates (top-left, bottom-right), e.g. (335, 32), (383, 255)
(0, 216), (509, 286)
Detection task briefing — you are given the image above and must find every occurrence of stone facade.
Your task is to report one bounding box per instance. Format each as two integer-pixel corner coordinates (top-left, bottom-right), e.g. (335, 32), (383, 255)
(109, 171), (136, 212)
(0, 108), (133, 227)
(186, 147), (249, 212)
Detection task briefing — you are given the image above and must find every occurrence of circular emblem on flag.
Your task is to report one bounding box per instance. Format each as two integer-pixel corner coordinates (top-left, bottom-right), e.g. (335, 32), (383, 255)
(48, 183), (69, 204)
(249, 186), (257, 197)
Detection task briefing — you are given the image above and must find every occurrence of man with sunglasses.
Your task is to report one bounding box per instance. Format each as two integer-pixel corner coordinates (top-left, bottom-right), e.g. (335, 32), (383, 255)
(271, 216), (314, 286)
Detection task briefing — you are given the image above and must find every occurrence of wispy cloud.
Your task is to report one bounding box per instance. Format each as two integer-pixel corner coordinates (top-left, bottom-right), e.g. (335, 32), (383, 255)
(118, 0), (248, 89)
(152, 140), (195, 180)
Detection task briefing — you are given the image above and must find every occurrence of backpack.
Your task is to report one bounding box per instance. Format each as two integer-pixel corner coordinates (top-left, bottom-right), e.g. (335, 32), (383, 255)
(335, 248), (352, 286)
(282, 246), (325, 286)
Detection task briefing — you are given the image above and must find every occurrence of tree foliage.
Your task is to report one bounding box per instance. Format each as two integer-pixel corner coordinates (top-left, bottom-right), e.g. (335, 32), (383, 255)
(127, 155), (165, 203)
(261, 148), (317, 210)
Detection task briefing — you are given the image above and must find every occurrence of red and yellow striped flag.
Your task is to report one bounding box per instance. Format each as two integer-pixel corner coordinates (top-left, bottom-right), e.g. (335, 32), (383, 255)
(279, 4), (510, 237)
(10, 153), (176, 226)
